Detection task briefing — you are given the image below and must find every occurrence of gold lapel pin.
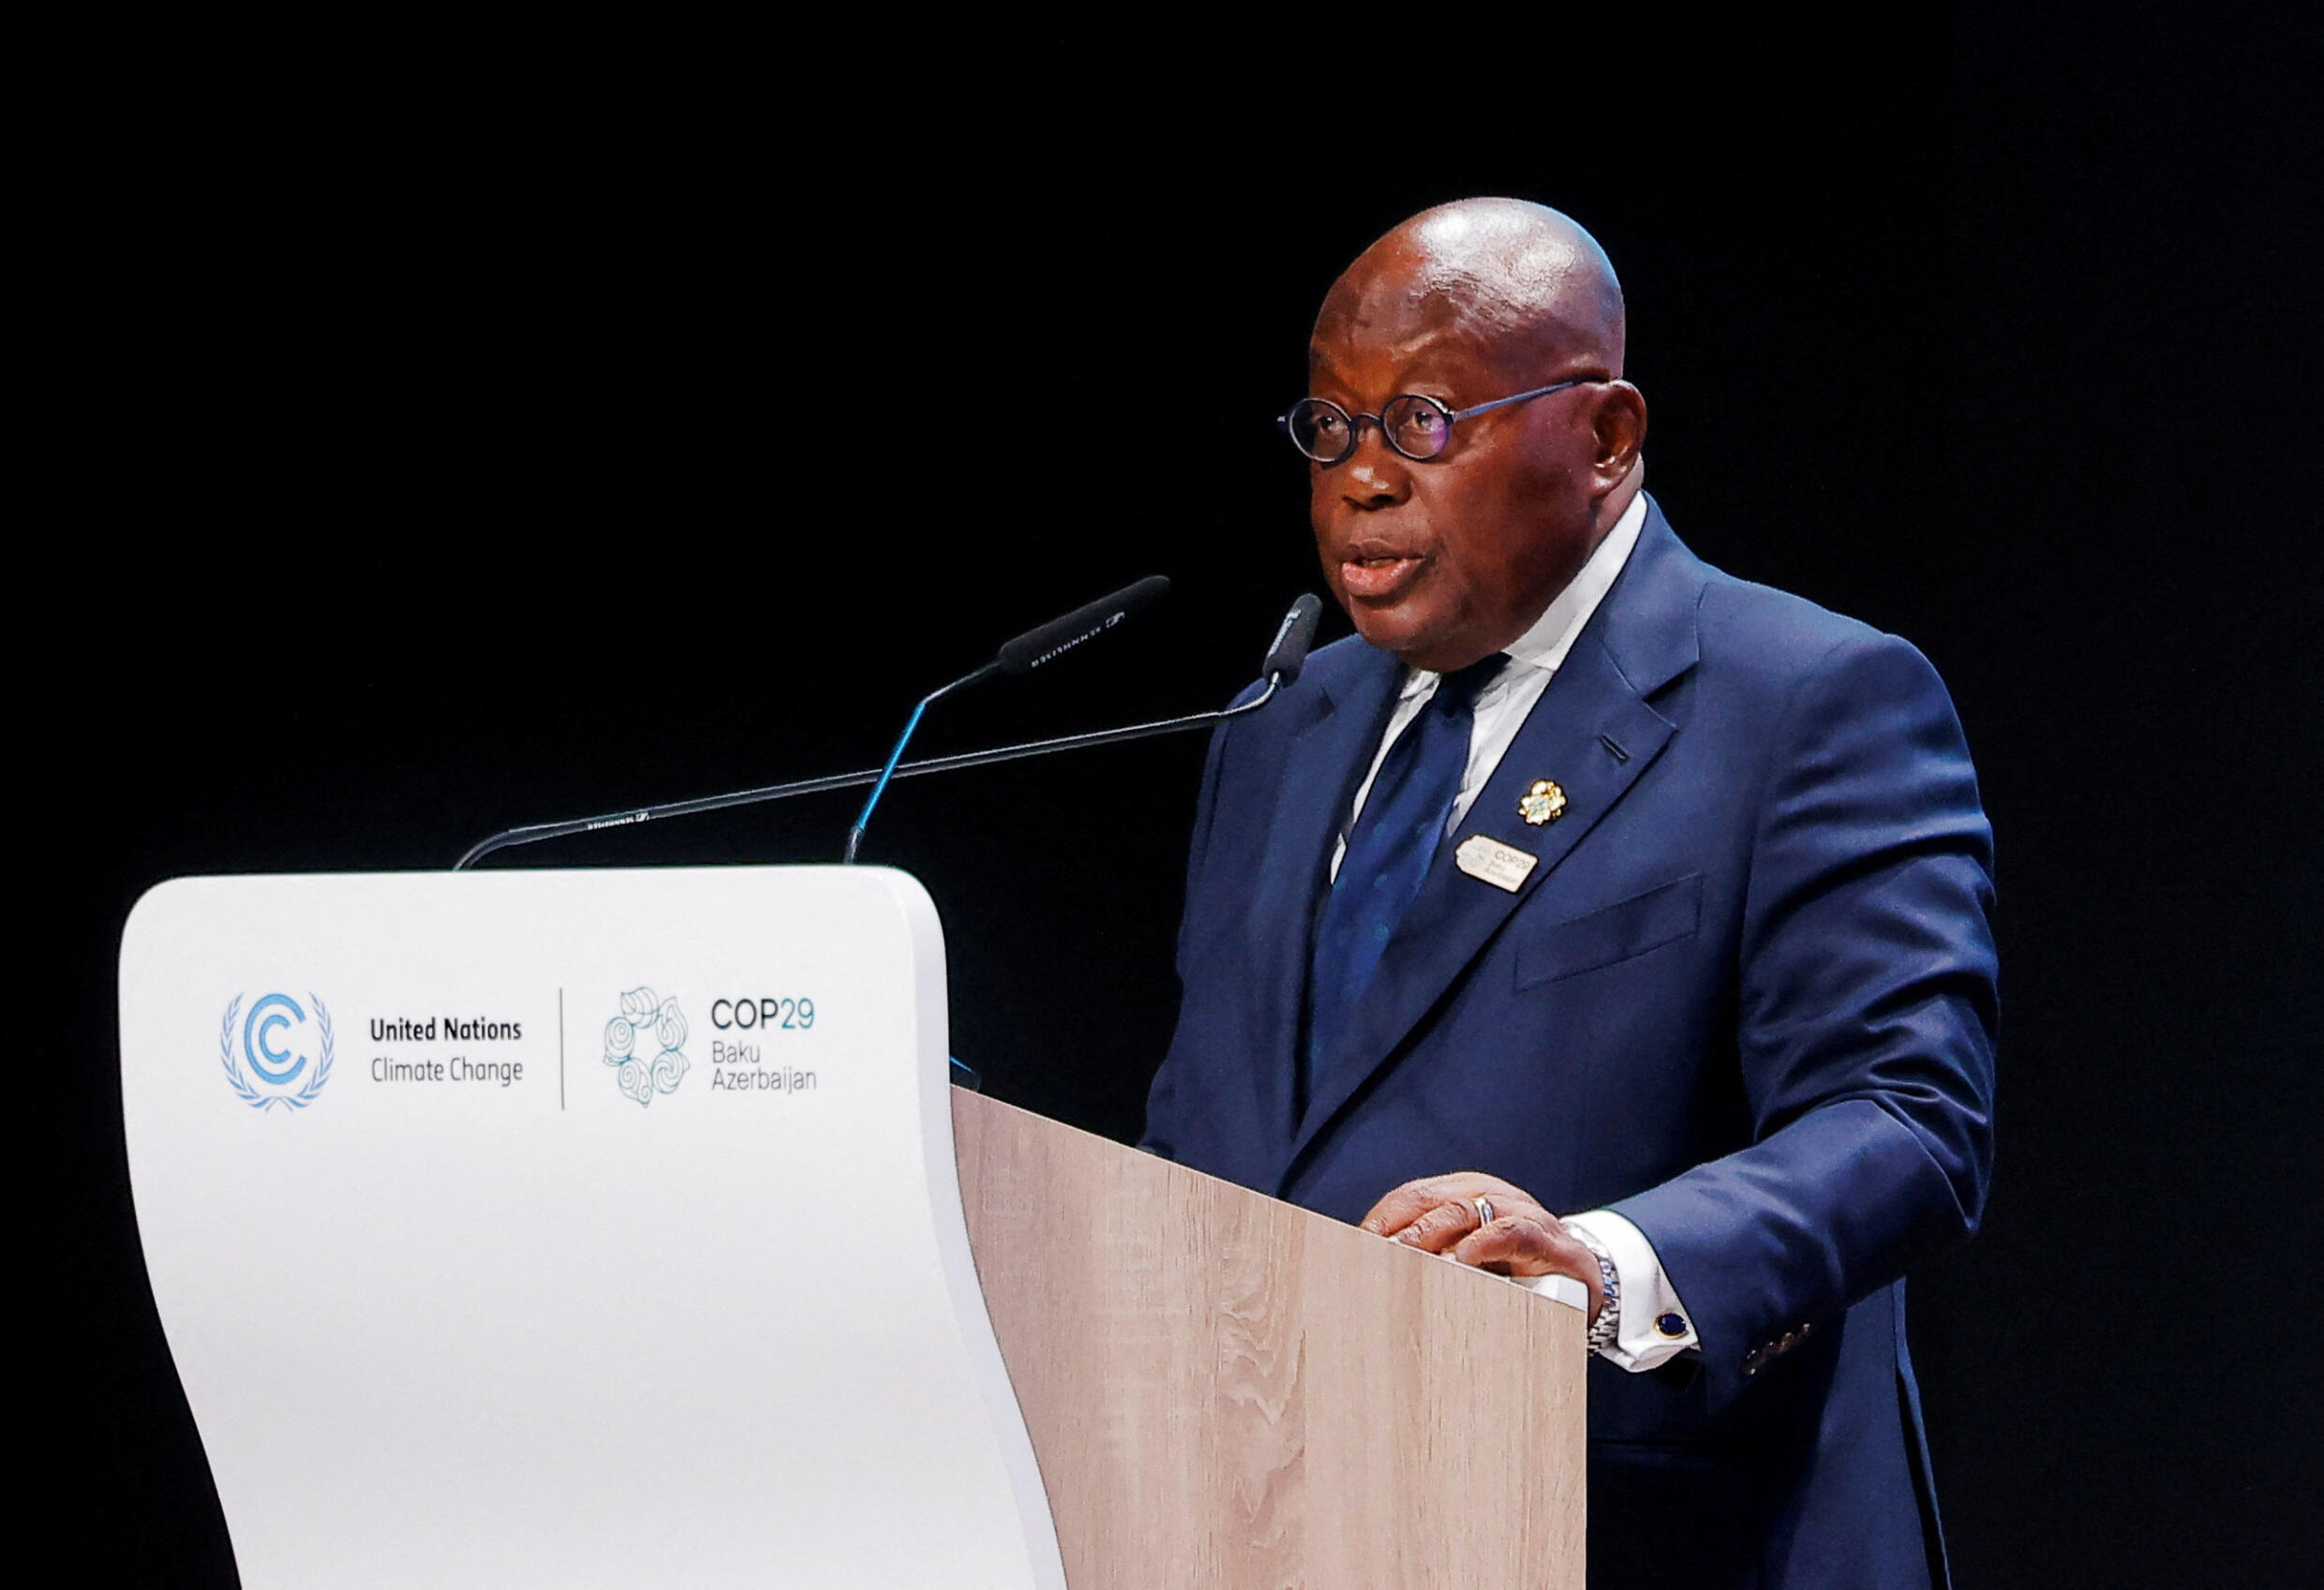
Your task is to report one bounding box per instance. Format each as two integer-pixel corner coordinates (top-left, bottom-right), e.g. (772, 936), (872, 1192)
(1518, 779), (1568, 825)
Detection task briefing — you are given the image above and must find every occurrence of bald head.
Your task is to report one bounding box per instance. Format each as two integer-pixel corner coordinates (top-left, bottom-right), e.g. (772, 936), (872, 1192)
(1315, 199), (1626, 381)
(1299, 199), (1648, 672)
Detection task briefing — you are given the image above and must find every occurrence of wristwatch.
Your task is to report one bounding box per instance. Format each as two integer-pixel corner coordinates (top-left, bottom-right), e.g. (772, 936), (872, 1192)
(1564, 1223), (1622, 1354)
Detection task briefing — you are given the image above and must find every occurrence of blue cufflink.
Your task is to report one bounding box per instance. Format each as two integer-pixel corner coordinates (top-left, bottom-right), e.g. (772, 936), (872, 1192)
(1656, 1312), (1687, 1338)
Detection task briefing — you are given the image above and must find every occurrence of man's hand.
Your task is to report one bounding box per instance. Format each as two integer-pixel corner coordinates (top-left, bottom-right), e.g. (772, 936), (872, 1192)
(1359, 1172), (1606, 1319)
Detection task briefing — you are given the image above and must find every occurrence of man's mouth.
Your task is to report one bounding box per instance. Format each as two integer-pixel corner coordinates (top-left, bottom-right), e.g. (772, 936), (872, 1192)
(1340, 551), (1428, 601)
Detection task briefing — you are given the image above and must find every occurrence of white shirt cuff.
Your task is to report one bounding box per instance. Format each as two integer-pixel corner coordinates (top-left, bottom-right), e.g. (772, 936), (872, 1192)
(1527, 1208), (1700, 1372)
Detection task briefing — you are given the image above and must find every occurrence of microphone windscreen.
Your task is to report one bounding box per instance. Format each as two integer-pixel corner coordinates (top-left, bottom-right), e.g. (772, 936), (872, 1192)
(996, 575), (1171, 676)
(1262, 593), (1325, 685)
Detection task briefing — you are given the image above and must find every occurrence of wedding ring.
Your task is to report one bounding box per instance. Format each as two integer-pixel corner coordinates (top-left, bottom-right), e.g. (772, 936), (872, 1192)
(1472, 1196), (1496, 1228)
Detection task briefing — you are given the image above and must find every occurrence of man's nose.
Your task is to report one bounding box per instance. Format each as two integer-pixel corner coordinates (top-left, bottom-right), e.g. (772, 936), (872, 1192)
(1339, 429), (1412, 510)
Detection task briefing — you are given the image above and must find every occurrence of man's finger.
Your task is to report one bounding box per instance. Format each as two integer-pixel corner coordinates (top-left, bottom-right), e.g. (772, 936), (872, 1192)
(1360, 1174), (1502, 1235)
(1450, 1218), (1607, 1317)
(1389, 1197), (1488, 1254)
(1450, 1215), (1565, 1275)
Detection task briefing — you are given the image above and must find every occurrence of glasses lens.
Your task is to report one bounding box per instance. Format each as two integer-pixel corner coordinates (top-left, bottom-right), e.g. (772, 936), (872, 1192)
(1381, 395), (1452, 459)
(1289, 399), (1353, 463)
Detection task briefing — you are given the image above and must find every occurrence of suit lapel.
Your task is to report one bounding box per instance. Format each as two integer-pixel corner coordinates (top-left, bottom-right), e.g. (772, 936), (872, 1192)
(1286, 502), (1706, 1166)
(1242, 647), (1403, 1148)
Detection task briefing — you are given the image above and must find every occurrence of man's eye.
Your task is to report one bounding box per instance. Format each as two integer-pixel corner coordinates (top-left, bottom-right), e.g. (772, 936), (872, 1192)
(1392, 408), (1448, 450)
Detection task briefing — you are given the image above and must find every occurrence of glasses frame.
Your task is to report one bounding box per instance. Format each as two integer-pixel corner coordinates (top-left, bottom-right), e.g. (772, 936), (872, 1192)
(1277, 378), (1600, 466)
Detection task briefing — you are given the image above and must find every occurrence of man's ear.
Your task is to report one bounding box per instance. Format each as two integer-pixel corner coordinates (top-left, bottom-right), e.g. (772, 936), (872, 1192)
(1591, 381), (1648, 487)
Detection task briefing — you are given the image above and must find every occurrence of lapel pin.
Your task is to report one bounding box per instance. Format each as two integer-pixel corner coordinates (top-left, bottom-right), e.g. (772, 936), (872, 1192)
(1518, 779), (1568, 825)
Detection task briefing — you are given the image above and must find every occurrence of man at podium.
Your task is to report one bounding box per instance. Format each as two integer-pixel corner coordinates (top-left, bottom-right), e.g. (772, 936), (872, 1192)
(1141, 199), (1996, 1589)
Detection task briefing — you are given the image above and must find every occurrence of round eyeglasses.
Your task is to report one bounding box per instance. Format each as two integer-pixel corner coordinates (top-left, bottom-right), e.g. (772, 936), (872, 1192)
(1278, 378), (1598, 466)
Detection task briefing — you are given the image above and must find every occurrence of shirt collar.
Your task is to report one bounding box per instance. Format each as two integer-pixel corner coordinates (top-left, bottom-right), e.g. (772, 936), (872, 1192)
(1398, 490), (1651, 700)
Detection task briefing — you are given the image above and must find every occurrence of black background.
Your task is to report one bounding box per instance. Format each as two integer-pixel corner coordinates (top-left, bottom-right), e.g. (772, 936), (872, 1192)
(40, 9), (2319, 1584)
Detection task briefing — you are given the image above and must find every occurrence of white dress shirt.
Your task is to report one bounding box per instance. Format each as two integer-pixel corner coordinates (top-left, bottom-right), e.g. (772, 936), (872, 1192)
(1332, 493), (1700, 1372)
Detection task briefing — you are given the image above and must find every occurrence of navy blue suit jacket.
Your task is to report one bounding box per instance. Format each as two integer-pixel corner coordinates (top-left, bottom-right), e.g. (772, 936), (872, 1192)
(1142, 500), (1997, 1589)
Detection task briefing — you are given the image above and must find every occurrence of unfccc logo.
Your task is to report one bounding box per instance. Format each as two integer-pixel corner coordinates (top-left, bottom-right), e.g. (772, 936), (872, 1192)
(603, 988), (690, 1107)
(219, 992), (335, 1110)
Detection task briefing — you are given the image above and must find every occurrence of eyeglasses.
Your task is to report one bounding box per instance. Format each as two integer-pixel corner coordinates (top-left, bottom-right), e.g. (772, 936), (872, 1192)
(1278, 379), (1599, 466)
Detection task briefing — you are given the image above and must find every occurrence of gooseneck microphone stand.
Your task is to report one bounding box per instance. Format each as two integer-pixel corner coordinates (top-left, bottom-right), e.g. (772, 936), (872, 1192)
(453, 678), (1289, 872)
(453, 593), (1322, 871)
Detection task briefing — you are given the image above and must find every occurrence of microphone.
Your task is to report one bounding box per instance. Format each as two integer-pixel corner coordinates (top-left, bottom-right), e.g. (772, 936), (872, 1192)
(452, 591), (1322, 870)
(833, 591), (1321, 794)
(843, 576), (1170, 863)
(1262, 593), (1324, 687)
(997, 574), (1171, 676)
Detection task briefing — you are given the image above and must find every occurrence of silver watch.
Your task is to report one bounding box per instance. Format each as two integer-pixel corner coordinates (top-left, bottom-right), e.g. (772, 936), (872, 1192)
(1564, 1224), (1621, 1353)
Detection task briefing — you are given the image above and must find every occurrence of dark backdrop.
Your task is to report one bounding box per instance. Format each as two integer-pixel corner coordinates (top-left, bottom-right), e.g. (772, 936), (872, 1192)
(41, 10), (2318, 1584)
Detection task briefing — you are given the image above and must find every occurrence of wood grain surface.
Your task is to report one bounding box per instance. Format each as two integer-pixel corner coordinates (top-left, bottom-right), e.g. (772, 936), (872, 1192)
(954, 1089), (1586, 1590)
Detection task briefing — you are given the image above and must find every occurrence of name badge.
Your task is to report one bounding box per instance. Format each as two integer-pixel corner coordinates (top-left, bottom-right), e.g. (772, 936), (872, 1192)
(1453, 834), (1538, 893)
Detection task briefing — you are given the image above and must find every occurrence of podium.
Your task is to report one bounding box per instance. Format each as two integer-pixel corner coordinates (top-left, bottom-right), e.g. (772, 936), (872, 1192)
(121, 867), (1586, 1588)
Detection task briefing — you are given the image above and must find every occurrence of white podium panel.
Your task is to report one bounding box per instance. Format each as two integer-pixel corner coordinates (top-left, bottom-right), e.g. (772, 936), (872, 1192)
(119, 867), (1064, 1590)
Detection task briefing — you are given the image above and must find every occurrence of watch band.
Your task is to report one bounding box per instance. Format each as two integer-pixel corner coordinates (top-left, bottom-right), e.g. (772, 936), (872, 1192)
(1564, 1223), (1621, 1354)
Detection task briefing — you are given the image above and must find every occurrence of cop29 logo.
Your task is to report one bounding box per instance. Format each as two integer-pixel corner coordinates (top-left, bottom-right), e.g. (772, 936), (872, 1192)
(220, 993), (335, 1110)
(603, 987), (689, 1107)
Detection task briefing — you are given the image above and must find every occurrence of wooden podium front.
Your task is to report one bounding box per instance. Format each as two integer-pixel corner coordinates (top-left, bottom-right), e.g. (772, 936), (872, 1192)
(956, 1091), (1587, 1590)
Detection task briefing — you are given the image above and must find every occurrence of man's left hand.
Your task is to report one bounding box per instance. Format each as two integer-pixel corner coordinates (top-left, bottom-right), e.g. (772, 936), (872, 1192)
(1359, 1172), (1606, 1318)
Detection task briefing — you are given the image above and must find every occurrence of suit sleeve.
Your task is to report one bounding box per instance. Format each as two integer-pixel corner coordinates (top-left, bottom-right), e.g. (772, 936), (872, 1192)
(1611, 630), (1997, 1413)
(1139, 699), (1244, 1162)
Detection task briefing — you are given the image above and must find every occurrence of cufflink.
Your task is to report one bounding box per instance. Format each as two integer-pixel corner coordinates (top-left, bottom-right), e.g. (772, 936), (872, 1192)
(1655, 1312), (1688, 1338)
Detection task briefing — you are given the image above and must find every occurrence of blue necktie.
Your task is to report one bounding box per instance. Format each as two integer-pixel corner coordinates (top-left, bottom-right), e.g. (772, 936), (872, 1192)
(1303, 653), (1510, 1107)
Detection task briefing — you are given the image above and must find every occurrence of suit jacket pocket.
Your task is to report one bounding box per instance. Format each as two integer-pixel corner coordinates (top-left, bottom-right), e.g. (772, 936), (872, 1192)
(1515, 872), (1703, 989)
